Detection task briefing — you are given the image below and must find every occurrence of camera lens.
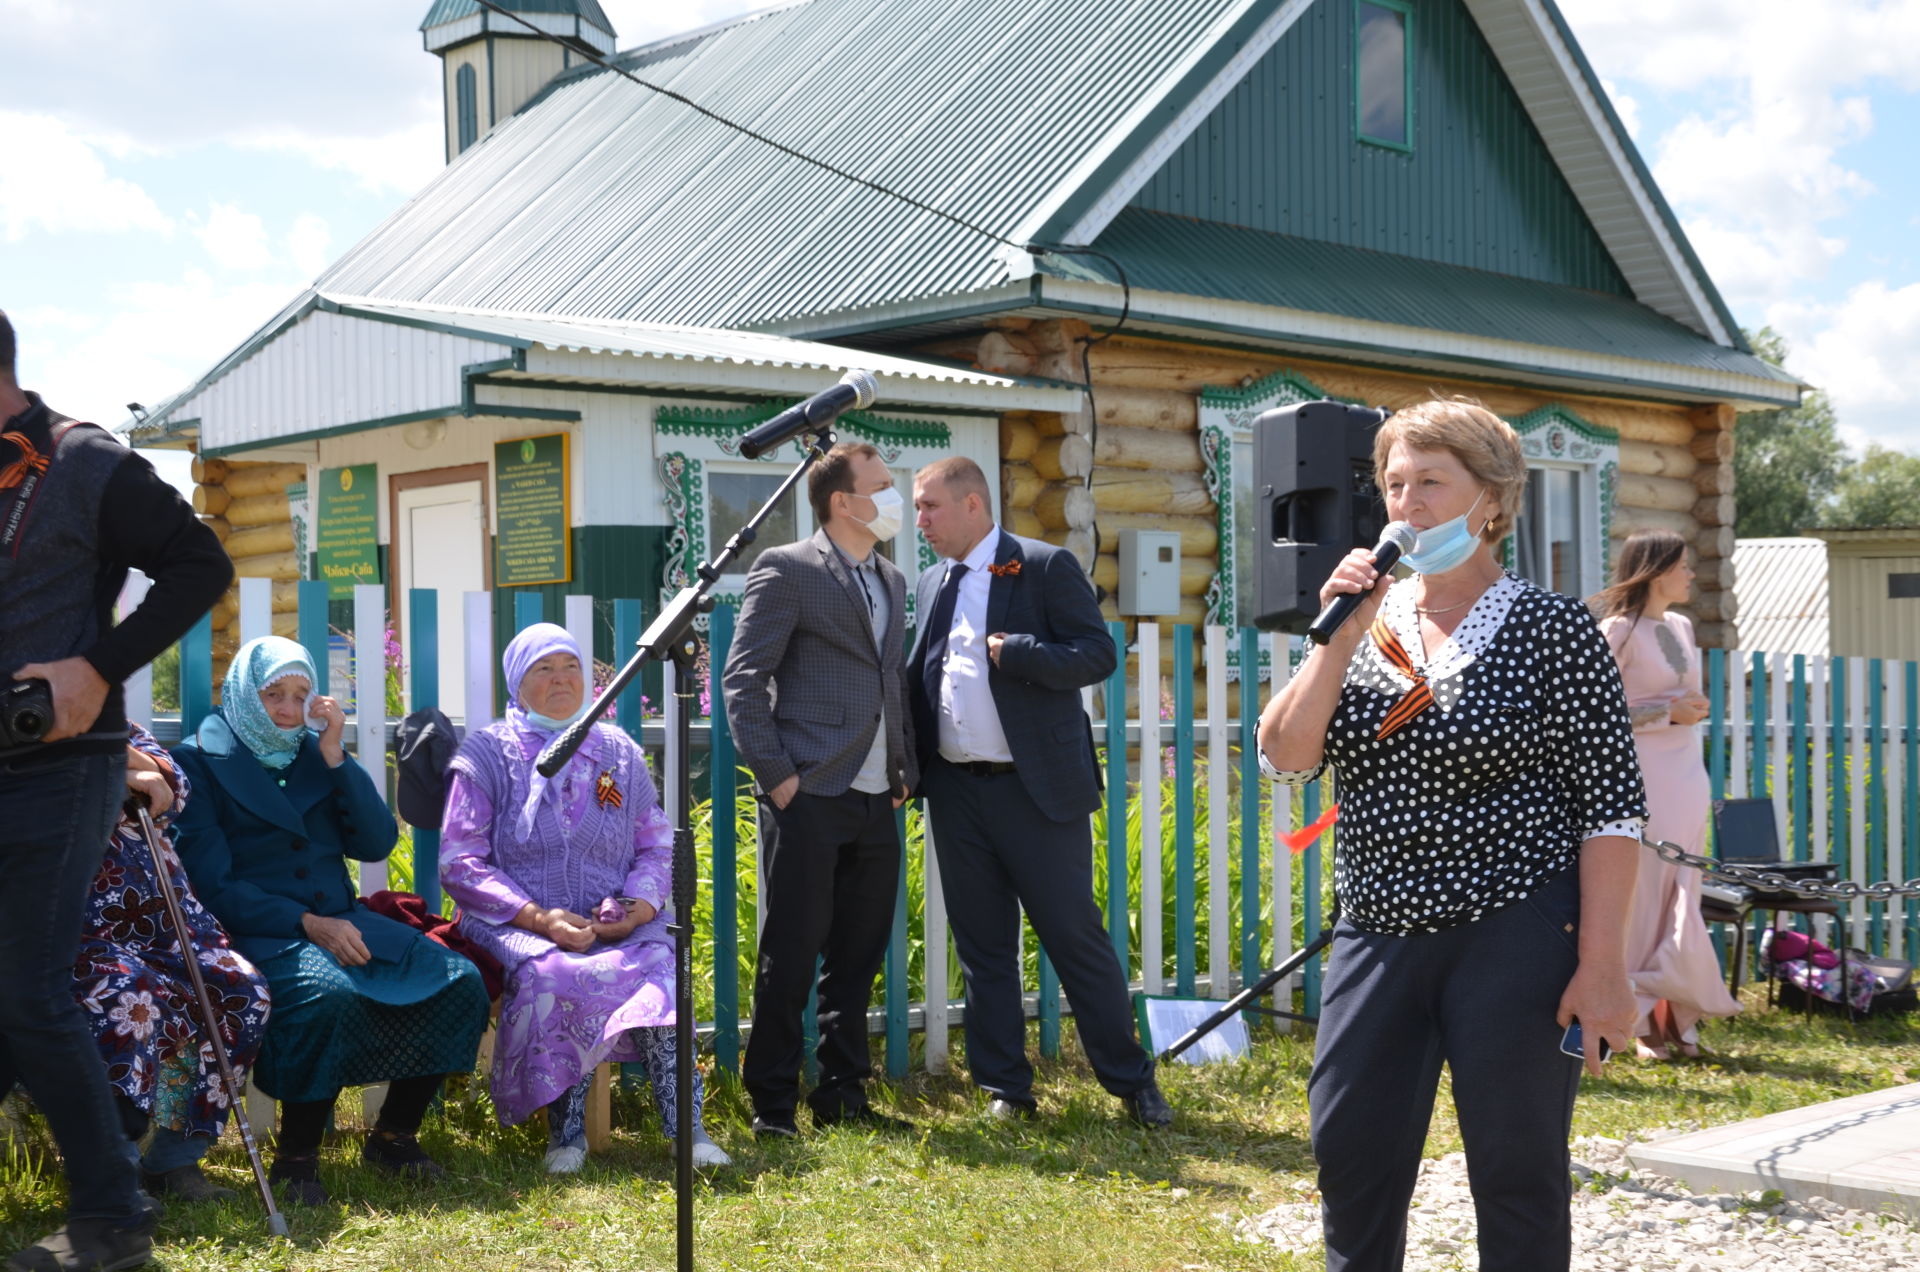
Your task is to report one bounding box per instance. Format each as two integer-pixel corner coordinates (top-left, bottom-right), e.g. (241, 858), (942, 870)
(12, 707), (46, 739)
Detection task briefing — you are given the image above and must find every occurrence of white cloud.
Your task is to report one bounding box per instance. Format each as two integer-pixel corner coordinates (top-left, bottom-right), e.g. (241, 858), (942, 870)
(1599, 79), (1640, 140)
(0, 111), (171, 242)
(1767, 281), (1920, 452)
(1557, 2), (1920, 311)
(193, 203), (275, 272)
(16, 271), (307, 438)
(240, 120), (444, 199)
(287, 214), (333, 279)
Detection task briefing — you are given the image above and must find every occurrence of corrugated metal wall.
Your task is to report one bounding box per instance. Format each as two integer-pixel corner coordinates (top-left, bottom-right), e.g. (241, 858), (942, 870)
(1831, 549), (1920, 661)
(1131, 0), (1630, 294)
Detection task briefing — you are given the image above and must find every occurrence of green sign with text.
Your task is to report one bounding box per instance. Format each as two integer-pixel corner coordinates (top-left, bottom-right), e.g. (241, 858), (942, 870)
(315, 464), (381, 599)
(494, 433), (572, 586)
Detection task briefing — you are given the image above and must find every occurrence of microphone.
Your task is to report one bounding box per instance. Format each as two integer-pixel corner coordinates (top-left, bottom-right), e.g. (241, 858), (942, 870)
(1307, 521), (1417, 645)
(736, 369), (878, 459)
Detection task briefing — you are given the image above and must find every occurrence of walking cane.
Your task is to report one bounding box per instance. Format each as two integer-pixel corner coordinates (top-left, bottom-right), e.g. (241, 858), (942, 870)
(129, 802), (289, 1237)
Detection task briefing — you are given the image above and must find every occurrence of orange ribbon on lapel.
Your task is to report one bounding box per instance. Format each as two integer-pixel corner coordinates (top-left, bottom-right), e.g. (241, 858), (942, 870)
(1369, 615), (1434, 740)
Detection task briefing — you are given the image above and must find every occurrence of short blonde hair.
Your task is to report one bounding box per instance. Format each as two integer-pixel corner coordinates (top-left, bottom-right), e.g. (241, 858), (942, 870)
(1372, 398), (1527, 546)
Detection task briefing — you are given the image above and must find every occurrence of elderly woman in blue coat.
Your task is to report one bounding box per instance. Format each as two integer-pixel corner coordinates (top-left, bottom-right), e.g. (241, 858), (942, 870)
(170, 636), (489, 1205)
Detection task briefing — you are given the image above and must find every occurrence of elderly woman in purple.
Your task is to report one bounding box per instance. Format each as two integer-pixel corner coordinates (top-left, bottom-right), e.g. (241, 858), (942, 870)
(439, 623), (728, 1173)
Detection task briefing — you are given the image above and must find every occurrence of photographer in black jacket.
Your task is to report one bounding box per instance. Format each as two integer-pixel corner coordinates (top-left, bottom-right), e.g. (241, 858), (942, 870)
(0, 310), (232, 1272)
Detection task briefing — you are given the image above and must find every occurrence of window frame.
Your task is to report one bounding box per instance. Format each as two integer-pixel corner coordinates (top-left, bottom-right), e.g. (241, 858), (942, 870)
(1353, 0), (1416, 154)
(1502, 407), (1620, 600)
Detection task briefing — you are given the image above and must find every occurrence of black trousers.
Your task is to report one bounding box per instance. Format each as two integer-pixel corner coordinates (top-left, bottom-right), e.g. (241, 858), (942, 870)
(922, 757), (1152, 1104)
(1309, 867), (1586, 1272)
(743, 787), (900, 1119)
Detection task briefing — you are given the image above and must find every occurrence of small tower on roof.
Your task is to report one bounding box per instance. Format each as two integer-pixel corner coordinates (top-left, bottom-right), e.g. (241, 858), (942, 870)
(421, 0), (616, 163)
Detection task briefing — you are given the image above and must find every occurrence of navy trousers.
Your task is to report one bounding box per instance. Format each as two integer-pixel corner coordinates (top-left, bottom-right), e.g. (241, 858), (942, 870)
(0, 749), (144, 1223)
(1309, 867), (1586, 1272)
(923, 757), (1152, 1103)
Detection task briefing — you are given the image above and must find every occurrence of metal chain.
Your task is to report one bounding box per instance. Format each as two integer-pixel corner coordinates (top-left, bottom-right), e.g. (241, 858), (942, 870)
(1642, 836), (1920, 901)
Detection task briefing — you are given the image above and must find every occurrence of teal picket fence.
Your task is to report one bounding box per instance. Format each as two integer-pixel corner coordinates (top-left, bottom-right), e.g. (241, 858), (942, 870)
(128, 584), (1920, 1078)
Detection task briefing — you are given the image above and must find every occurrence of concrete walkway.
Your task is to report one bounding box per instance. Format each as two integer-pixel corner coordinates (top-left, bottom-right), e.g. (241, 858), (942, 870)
(1626, 1082), (1920, 1219)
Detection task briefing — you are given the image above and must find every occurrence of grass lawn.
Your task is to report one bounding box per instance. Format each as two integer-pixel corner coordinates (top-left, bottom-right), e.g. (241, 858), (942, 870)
(3, 988), (1915, 1271)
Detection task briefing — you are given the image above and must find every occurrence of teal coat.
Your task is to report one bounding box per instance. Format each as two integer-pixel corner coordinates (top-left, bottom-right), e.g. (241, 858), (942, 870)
(171, 734), (419, 966)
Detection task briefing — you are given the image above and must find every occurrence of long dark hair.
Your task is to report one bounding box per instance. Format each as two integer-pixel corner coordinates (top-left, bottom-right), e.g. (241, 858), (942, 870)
(1592, 530), (1688, 624)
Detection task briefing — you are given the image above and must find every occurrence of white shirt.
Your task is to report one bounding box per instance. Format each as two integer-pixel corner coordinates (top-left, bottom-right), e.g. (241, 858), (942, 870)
(935, 527), (1013, 764)
(834, 541), (894, 795)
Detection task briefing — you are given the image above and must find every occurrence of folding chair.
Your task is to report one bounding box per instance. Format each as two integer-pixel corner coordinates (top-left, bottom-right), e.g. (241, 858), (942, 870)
(1711, 798), (1849, 1018)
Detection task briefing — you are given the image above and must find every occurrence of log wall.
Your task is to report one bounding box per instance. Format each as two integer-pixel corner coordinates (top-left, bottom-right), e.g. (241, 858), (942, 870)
(926, 321), (1742, 663)
(191, 454), (305, 691)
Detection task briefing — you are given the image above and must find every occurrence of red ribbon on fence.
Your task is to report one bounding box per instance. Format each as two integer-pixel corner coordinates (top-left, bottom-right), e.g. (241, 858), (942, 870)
(1279, 803), (1338, 854)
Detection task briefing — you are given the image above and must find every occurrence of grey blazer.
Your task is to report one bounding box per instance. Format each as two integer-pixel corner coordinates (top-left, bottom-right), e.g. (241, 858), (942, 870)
(722, 529), (917, 799)
(907, 531), (1116, 822)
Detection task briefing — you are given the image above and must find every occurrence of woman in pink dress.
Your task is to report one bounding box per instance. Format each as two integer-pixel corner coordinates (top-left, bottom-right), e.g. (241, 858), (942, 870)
(1596, 531), (1740, 1059)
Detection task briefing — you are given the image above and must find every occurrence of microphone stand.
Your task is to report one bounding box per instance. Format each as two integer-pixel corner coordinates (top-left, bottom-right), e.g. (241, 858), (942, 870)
(535, 428), (836, 1272)
(1153, 910), (1335, 1063)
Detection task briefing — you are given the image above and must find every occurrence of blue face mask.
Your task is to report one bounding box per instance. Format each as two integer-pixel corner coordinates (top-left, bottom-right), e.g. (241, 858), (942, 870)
(1403, 489), (1490, 576)
(524, 699), (590, 733)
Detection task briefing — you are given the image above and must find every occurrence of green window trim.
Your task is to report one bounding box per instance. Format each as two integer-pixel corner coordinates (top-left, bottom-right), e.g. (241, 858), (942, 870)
(1354, 0), (1415, 154)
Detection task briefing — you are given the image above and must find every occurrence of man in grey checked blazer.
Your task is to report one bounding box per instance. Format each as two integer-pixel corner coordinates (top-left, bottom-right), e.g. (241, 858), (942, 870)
(722, 442), (916, 1138)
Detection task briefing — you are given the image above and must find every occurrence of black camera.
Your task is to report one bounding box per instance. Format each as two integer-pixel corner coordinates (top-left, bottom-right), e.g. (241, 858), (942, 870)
(0, 679), (55, 748)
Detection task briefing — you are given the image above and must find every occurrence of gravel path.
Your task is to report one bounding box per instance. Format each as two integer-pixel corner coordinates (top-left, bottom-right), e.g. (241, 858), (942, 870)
(1238, 1128), (1920, 1270)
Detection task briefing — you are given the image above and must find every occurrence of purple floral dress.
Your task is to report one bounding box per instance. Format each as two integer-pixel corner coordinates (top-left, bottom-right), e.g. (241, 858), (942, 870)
(440, 719), (676, 1126)
(73, 725), (272, 1140)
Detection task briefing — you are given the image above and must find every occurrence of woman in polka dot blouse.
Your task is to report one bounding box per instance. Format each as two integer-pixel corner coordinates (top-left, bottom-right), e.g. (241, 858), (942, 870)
(1256, 398), (1648, 1272)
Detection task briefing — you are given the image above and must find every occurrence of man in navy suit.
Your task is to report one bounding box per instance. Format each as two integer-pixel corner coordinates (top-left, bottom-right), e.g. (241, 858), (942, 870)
(908, 457), (1169, 1128)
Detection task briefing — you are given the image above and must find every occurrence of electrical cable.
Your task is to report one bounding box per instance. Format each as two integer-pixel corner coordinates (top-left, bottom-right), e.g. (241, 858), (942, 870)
(468, 0), (1133, 552)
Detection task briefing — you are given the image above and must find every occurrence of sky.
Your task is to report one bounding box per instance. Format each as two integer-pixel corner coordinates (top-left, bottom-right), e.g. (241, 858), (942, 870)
(5, 0), (1919, 498)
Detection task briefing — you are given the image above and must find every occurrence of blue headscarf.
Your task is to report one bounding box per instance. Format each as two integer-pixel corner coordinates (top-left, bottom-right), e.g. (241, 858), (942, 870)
(198, 636), (316, 771)
(502, 623), (591, 841)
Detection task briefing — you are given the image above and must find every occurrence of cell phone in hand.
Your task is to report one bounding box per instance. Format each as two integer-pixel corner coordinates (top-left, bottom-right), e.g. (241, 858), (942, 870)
(1559, 1021), (1612, 1063)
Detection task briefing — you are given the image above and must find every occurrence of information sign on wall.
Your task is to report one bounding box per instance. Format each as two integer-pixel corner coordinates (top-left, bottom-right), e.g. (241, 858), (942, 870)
(315, 464), (380, 599)
(494, 433), (572, 586)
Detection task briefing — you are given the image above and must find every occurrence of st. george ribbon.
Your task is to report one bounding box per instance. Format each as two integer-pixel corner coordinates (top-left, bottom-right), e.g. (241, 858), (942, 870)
(1306, 520), (1417, 645)
(737, 368), (878, 459)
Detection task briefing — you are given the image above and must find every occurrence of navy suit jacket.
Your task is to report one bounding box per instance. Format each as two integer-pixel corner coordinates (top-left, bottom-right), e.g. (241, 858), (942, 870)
(171, 734), (418, 965)
(908, 531), (1115, 822)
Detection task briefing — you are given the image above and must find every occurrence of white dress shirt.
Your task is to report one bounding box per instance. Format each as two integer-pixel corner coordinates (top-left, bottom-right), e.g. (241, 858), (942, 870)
(935, 527), (1013, 764)
(834, 541), (894, 795)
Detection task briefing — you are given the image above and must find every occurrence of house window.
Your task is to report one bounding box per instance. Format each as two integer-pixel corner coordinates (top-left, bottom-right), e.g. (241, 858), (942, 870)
(455, 64), (479, 154)
(1504, 407), (1619, 600)
(1514, 465), (1587, 597)
(1356, 0), (1413, 151)
(708, 469), (798, 578)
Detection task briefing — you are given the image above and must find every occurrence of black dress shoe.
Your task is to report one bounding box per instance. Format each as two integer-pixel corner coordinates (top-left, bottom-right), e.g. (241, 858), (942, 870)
(986, 1097), (1038, 1122)
(751, 1113), (799, 1140)
(811, 1104), (913, 1133)
(6, 1208), (157, 1272)
(1122, 1082), (1173, 1130)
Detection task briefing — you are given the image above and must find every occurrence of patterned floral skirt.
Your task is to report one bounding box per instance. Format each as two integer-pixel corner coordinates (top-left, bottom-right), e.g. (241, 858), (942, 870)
(250, 936), (489, 1104)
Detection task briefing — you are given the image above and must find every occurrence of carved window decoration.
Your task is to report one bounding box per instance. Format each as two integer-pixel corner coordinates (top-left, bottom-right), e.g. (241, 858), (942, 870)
(654, 403), (957, 626)
(1196, 370), (1331, 637)
(1504, 406), (1619, 599)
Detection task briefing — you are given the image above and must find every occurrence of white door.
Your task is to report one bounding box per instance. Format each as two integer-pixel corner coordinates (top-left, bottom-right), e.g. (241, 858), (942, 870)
(396, 481), (486, 723)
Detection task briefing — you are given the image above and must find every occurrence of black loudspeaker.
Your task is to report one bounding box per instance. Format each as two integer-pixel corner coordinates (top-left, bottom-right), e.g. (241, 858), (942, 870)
(1252, 400), (1390, 633)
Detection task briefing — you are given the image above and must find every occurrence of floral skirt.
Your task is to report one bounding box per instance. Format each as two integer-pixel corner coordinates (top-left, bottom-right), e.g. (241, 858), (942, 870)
(73, 936), (271, 1141)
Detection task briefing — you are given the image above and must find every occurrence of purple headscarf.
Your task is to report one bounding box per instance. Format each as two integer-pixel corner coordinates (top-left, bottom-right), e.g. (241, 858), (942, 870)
(502, 623), (588, 841)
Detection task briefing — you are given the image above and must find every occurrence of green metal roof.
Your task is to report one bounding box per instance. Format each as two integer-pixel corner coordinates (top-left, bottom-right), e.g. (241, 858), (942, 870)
(1048, 207), (1797, 393)
(420, 0), (613, 34)
(336, 0), (1265, 329)
(187, 0), (1769, 422)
